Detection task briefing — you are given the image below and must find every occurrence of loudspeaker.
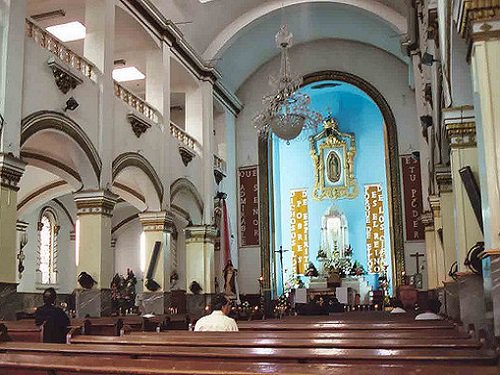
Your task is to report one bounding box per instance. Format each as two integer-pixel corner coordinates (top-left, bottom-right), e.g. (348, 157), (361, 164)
(145, 241), (162, 292)
(459, 166), (484, 233)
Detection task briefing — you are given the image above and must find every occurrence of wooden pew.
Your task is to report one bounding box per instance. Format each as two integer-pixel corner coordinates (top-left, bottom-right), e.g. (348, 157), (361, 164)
(236, 321), (456, 331)
(1, 353), (499, 375)
(0, 322), (42, 342)
(128, 329), (471, 339)
(0, 342), (496, 365)
(69, 333), (483, 349)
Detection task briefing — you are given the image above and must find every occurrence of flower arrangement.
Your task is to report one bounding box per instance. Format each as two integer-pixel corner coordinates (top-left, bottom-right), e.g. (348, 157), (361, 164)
(324, 256), (352, 278)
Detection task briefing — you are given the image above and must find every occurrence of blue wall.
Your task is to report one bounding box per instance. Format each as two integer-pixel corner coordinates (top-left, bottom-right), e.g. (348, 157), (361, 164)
(272, 81), (392, 294)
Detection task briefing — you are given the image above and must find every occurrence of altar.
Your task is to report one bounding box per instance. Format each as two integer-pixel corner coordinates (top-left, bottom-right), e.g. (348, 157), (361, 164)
(305, 276), (372, 306)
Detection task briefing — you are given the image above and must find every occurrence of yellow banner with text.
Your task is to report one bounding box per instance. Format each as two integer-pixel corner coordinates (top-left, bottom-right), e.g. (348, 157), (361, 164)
(290, 189), (309, 275)
(365, 184), (385, 274)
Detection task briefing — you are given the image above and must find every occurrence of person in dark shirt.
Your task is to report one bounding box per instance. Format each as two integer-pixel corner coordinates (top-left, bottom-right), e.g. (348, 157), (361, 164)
(35, 287), (70, 343)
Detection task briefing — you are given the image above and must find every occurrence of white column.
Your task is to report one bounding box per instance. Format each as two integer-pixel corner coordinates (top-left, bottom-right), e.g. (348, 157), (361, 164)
(83, 0), (115, 187)
(0, 0), (26, 155)
(185, 225), (217, 294)
(436, 169), (456, 282)
(421, 212), (438, 289)
(429, 196), (446, 287)
(444, 108), (483, 272)
(146, 43), (172, 207)
(185, 82), (215, 224)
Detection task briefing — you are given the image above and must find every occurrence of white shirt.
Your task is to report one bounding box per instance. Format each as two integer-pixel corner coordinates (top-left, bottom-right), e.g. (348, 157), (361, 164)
(390, 307), (406, 314)
(415, 312), (442, 321)
(194, 311), (239, 332)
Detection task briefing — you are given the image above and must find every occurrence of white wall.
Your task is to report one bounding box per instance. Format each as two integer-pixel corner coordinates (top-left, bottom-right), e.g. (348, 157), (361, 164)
(235, 38), (427, 293)
(114, 219), (142, 279)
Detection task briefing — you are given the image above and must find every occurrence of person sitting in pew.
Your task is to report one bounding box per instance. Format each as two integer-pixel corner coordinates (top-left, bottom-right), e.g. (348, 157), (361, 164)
(35, 287), (70, 343)
(415, 298), (442, 321)
(390, 298), (406, 314)
(194, 294), (238, 332)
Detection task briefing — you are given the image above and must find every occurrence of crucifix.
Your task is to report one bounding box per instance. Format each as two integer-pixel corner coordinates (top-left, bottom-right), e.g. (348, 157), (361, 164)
(410, 252), (424, 274)
(275, 246), (289, 293)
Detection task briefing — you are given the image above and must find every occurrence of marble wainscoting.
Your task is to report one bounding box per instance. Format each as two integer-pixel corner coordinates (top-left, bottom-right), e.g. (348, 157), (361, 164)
(75, 288), (112, 318)
(0, 283), (23, 320)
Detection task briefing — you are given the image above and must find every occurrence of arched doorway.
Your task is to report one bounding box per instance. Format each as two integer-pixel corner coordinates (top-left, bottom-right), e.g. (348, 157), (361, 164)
(258, 71), (404, 299)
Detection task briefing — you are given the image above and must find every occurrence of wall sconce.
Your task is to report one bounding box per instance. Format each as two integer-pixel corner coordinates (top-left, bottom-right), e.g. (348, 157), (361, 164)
(420, 115), (433, 129)
(17, 232), (28, 279)
(64, 97), (79, 112)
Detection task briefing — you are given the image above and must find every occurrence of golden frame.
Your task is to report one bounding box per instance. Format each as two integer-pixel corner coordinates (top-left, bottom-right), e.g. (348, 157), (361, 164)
(310, 117), (358, 200)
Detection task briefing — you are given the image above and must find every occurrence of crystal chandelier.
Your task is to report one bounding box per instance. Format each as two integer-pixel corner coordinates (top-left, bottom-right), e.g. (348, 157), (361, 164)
(253, 25), (322, 141)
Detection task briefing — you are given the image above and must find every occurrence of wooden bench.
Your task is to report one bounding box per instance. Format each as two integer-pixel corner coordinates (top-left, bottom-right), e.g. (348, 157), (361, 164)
(236, 321), (456, 331)
(69, 333), (482, 349)
(0, 353), (498, 375)
(0, 322), (42, 342)
(0, 342), (496, 365)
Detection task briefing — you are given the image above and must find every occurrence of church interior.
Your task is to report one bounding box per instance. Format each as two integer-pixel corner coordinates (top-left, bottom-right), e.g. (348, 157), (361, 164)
(1, 0), (500, 373)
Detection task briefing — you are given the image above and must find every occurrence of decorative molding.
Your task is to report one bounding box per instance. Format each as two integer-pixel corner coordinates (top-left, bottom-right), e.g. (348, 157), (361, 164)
(17, 180), (67, 211)
(479, 248), (500, 258)
(112, 214), (139, 235)
(435, 167), (453, 193)
(16, 221), (29, 232)
(185, 225), (217, 244)
(429, 195), (441, 217)
(170, 178), (204, 217)
(213, 155), (227, 185)
(455, 0), (500, 40)
(74, 190), (118, 217)
(420, 211), (435, 231)
(178, 146), (196, 166)
(127, 113), (152, 138)
(139, 211), (175, 233)
(446, 123), (477, 148)
(47, 57), (83, 94)
(214, 169), (226, 185)
(113, 182), (146, 204)
(0, 153), (26, 191)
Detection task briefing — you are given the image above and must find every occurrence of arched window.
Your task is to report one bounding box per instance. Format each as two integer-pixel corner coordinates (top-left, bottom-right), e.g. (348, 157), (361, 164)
(38, 208), (59, 285)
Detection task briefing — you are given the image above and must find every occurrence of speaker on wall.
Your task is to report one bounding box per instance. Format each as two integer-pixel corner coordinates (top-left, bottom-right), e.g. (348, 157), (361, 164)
(145, 241), (162, 292)
(459, 166), (484, 233)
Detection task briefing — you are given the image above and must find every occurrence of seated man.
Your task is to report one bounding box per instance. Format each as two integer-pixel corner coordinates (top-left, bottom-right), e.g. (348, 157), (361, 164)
(35, 287), (70, 343)
(194, 294), (238, 331)
(390, 298), (406, 314)
(415, 298), (442, 321)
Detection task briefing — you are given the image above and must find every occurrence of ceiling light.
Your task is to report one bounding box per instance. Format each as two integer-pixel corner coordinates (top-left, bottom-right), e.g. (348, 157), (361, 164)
(46, 21), (86, 42)
(112, 67), (145, 82)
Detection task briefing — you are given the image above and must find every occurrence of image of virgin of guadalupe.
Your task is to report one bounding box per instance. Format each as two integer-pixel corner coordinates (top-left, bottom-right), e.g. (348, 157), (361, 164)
(223, 261), (237, 296)
(326, 151), (341, 183)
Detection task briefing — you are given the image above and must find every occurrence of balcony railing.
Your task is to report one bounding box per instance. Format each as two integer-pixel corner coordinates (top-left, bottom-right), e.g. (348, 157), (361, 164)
(214, 154), (227, 172)
(170, 122), (199, 152)
(25, 19), (98, 82)
(114, 82), (161, 124)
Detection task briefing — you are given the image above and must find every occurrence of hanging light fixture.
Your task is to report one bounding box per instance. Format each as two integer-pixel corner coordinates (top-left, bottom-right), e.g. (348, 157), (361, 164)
(253, 25), (322, 141)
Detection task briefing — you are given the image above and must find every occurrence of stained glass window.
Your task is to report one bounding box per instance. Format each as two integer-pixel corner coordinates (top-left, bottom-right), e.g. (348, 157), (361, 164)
(39, 209), (57, 284)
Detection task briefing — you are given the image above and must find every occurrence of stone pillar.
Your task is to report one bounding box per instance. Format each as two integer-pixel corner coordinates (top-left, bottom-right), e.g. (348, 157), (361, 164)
(146, 42), (172, 207)
(0, 154), (26, 319)
(185, 225), (217, 317)
(444, 108), (483, 274)
(0, 0), (26, 155)
(462, 5), (500, 335)
(138, 211), (174, 314)
(421, 211), (438, 290)
(74, 190), (117, 317)
(435, 168), (456, 282)
(185, 83), (216, 224)
(429, 196), (447, 287)
(83, 0), (115, 186)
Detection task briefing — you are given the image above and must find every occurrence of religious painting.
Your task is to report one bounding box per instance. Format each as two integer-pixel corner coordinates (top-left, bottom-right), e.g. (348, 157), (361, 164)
(310, 116), (358, 200)
(238, 166), (259, 247)
(401, 154), (424, 242)
(290, 189), (309, 275)
(364, 184), (385, 274)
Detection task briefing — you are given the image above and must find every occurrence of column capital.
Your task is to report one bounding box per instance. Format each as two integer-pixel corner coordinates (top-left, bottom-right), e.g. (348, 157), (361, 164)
(74, 190), (118, 217)
(435, 167), (453, 194)
(138, 210), (175, 232)
(455, 0), (500, 41)
(185, 225), (217, 244)
(444, 106), (477, 149)
(429, 195), (441, 217)
(420, 211), (435, 231)
(0, 153), (26, 191)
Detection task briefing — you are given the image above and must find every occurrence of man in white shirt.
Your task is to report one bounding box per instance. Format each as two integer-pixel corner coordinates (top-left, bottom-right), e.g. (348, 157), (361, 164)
(390, 299), (406, 314)
(415, 298), (443, 321)
(194, 294), (239, 331)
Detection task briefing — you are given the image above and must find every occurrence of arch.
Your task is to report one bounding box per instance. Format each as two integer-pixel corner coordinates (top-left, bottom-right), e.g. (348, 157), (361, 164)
(38, 206), (59, 285)
(258, 70), (405, 291)
(203, 0), (406, 61)
(112, 152), (164, 211)
(21, 111), (101, 186)
(170, 178), (204, 224)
